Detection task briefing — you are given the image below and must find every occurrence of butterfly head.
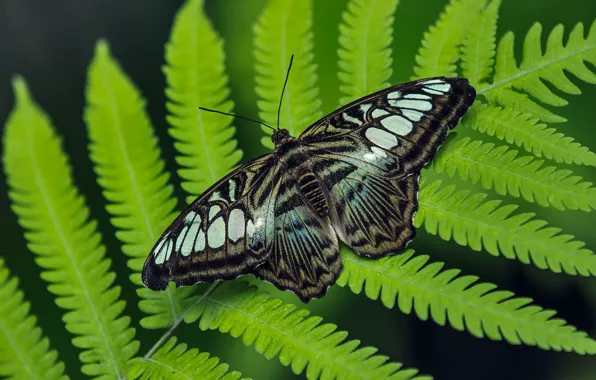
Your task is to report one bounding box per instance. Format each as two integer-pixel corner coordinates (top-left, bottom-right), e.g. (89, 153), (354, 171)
(271, 128), (294, 146)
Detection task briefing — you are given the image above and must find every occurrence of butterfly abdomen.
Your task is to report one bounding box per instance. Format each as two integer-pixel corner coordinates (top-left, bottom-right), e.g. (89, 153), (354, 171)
(298, 172), (329, 218)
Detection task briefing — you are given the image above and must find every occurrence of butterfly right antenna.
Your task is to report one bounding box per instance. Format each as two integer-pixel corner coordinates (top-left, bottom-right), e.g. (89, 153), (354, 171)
(277, 54), (294, 131)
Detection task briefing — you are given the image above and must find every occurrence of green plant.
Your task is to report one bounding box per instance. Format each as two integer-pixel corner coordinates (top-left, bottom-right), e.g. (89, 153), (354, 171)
(1, 0), (595, 378)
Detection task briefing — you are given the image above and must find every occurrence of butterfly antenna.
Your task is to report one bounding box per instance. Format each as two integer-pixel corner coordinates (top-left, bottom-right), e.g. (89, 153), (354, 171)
(277, 54), (294, 131)
(197, 107), (276, 132)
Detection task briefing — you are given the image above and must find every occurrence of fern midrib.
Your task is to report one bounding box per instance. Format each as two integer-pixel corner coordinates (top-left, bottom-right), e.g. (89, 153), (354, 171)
(423, 5), (460, 76)
(468, 14), (490, 85)
(478, 42), (596, 95)
(418, 197), (595, 270)
(358, 0), (376, 96)
(99, 67), (180, 322)
(0, 318), (37, 379)
(205, 295), (376, 379)
(24, 108), (123, 378)
(341, 253), (584, 342)
(188, 12), (217, 183)
(443, 146), (594, 204)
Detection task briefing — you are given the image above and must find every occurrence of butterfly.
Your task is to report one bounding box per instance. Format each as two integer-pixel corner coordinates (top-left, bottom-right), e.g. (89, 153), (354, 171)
(142, 76), (476, 302)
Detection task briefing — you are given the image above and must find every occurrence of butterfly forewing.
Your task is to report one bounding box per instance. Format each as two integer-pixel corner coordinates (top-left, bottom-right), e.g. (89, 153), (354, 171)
(142, 155), (279, 290)
(142, 76), (476, 302)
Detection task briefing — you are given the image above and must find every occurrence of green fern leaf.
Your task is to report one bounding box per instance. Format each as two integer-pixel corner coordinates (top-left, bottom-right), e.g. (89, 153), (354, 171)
(185, 282), (428, 380)
(254, 0), (322, 148)
(460, 0), (500, 86)
(337, 248), (596, 353)
(0, 258), (67, 380)
(85, 41), (197, 329)
(3, 77), (139, 377)
(415, 180), (596, 276)
(480, 20), (596, 109)
(412, 0), (487, 78)
(337, 0), (399, 105)
(164, 0), (242, 203)
(483, 88), (567, 123)
(434, 137), (596, 211)
(128, 337), (248, 380)
(464, 104), (596, 166)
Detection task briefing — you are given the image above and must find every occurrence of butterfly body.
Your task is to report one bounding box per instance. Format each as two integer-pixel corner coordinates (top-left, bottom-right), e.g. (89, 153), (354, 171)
(143, 77), (476, 302)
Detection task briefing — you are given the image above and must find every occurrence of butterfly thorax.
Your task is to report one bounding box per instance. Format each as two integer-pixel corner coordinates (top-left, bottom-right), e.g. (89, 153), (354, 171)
(273, 130), (330, 219)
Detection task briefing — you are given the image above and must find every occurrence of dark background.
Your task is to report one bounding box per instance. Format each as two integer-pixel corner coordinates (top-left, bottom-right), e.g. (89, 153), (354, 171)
(1, 0), (595, 378)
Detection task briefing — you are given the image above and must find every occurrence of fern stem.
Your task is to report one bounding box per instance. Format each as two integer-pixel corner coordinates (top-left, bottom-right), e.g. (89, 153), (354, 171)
(144, 282), (220, 360)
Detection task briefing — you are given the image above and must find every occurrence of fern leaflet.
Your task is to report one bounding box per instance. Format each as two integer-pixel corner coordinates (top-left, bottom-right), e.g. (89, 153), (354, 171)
(129, 337), (248, 380)
(412, 0), (487, 78)
(460, 0), (500, 86)
(0, 258), (67, 380)
(434, 136), (596, 211)
(4, 77), (139, 378)
(480, 20), (596, 110)
(338, 248), (596, 353)
(85, 41), (196, 329)
(483, 88), (567, 123)
(254, 0), (322, 148)
(337, 0), (399, 105)
(464, 104), (596, 166)
(164, 0), (242, 203)
(415, 180), (596, 276)
(185, 281), (428, 380)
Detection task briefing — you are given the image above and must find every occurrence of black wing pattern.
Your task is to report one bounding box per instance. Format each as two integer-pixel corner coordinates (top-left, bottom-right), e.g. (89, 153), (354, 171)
(142, 154), (280, 290)
(301, 77), (476, 257)
(254, 164), (342, 302)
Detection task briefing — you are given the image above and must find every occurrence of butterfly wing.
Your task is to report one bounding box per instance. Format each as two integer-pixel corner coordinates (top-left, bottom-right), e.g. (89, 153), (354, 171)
(254, 169), (342, 302)
(142, 154), (280, 290)
(301, 77), (475, 257)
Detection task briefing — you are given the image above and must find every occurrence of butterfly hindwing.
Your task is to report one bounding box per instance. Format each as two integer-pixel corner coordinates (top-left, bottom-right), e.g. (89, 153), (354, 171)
(254, 166), (342, 302)
(142, 155), (279, 290)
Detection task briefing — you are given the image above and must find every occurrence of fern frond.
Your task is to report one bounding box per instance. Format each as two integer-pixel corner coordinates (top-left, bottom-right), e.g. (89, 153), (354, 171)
(464, 104), (596, 166)
(484, 88), (567, 123)
(85, 41), (196, 329)
(460, 0), (500, 86)
(185, 282), (428, 380)
(337, 0), (399, 105)
(254, 0), (322, 148)
(337, 248), (596, 354)
(3, 77), (139, 377)
(128, 337), (247, 380)
(480, 20), (596, 108)
(164, 0), (242, 202)
(434, 137), (596, 211)
(0, 258), (67, 380)
(412, 0), (487, 79)
(416, 180), (596, 276)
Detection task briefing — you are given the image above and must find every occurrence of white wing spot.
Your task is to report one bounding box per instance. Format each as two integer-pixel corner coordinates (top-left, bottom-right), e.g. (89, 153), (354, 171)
(207, 216), (225, 248)
(153, 237), (168, 264)
(342, 112), (363, 126)
(228, 179), (236, 201)
(390, 99), (432, 111)
(208, 191), (224, 202)
(425, 83), (451, 93)
(402, 109), (424, 122)
(209, 205), (221, 220)
(365, 127), (398, 149)
(360, 103), (372, 115)
(403, 93), (432, 100)
(228, 209), (245, 243)
(371, 109), (390, 118)
(381, 115), (413, 136)
(387, 91), (401, 100)
(184, 211), (196, 224)
(182, 218), (201, 256)
(175, 225), (189, 251)
(420, 79), (445, 85)
(194, 230), (205, 251)
(363, 146), (388, 161)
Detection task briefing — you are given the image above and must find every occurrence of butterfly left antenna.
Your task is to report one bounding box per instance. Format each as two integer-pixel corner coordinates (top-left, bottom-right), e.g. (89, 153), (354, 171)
(197, 107), (276, 133)
(277, 54), (294, 131)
